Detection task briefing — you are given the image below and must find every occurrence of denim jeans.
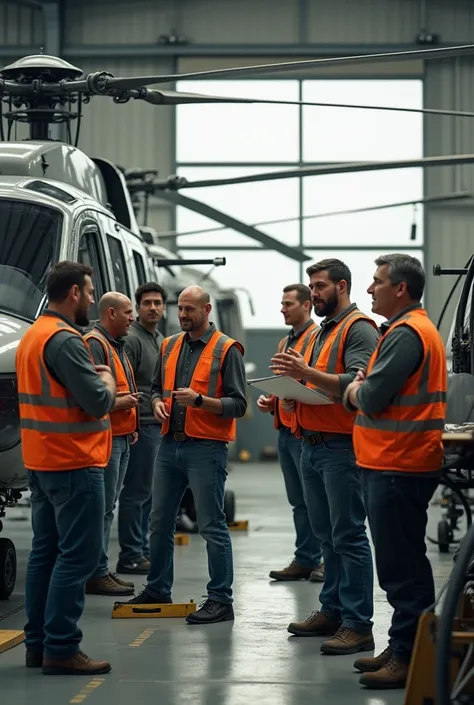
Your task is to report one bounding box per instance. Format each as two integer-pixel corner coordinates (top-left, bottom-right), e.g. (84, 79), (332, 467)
(147, 435), (233, 604)
(361, 468), (439, 663)
(300, 437), (374, 632)
(277, 427), (322, 569)
(91, 434), (130, 580)
(24, 468), (105, 659)
(118, 424), (162, 565)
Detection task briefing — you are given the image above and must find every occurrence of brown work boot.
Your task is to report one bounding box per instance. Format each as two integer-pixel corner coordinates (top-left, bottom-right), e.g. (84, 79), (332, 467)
(269, 560), (312, 581)
(85, 573), (134, 596)
(359, 657), (408, 689)
(354, 646), (392, 673)
(309, 564), (324, 582)
(288, 610), (342, 637)
(110, 572), (134, 589)
(321, 626), (375, 655)
(42, 650), (111, 675)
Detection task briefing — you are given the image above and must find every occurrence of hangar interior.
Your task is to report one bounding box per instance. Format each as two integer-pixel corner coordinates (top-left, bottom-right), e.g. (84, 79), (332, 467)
(1, 0), (474, 704)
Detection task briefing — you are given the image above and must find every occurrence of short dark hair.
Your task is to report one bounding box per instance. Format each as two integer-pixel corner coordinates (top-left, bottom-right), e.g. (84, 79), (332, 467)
(306, 258), (352, 295)
(135, 282), (167, 306)
(283, 283), (311, 305)
(46, 261), (93, 303)
(374, 253), (425, 300)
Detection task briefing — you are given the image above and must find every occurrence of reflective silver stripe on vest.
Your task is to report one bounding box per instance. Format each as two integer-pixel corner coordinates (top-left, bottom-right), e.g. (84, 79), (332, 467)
(207, 334), (231, 398)
(326, 312), (362, 374)
(87, 331), (117, 381)
(161, 334), (182, 399)
(390, 351), (446, 406)
(354, 415), (444, 433)
(21, 417), (110, 433)
(18, 361), (79, 409)
(299, 329), (314, 357)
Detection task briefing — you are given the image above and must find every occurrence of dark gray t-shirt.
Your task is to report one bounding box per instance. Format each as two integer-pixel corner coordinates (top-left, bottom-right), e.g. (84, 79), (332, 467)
(124, 320), (163, 425)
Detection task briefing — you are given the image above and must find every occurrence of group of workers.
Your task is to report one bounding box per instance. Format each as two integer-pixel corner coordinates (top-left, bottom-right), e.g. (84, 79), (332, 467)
(14, 253), (447, 692)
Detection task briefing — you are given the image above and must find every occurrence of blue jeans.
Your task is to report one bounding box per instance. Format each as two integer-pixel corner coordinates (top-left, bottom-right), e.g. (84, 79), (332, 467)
(147, 435), (233, 604)
(91, 434), (130, 580)
(118, 425), (161, 564)
(361, 468), (439, 662)
(277, 427), (322, 569)
(300, 437), (374, 632)
(24, 469), (105, 659)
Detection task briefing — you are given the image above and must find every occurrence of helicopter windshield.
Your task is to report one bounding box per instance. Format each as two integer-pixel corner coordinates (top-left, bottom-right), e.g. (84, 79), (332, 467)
(0, 264), (45, 322)
(0, 199), (62, 297)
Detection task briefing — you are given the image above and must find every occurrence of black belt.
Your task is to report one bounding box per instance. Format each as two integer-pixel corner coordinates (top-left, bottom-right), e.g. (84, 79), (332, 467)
(172, 432), (189, 442)
(303, 432), (350, 445)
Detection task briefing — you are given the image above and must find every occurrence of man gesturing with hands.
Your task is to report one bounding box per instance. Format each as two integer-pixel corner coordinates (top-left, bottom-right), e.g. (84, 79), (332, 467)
(124, 285), (247, 625)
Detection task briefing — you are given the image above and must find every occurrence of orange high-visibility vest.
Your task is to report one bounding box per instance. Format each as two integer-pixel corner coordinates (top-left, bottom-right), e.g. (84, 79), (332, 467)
(272, 322), (318, 430)
(15, 314), (112, 471)
(85, 329), (137, 437)
(160, 329), (244, 442)
(353, 308), (447, 472)
(293, 309), (379, 437)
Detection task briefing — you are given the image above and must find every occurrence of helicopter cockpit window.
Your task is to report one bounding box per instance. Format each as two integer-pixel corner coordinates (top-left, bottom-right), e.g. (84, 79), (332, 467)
(78, 228), (108, 321)
(0, 198), (61, 296)
(106, 234), (130, 297)
(133, 251), (146, 285)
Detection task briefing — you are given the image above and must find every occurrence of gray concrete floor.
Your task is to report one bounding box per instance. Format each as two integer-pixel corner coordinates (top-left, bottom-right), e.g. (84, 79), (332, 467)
(0, 461), (457, 705)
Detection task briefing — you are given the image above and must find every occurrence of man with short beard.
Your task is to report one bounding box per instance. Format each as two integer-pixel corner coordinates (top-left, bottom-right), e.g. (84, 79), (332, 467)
(16, 261), (116, 675)
(271, 259), (380, 656)
(117, 282), (166, 575)
(123, 285), (247, 624)
(257, 283), (324, 583)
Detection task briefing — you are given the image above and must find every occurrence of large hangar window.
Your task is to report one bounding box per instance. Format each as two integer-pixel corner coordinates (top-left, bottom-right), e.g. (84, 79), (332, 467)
(175, 78), (423, 328)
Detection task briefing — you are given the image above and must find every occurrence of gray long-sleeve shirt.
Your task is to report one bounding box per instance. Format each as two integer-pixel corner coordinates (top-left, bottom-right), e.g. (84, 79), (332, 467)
(354, 303), (425, 416)
(124, 320), (163, 425)
(42, 310), (115, 419)
(310, 303), (381, 398)
(150, 322), (247, 433)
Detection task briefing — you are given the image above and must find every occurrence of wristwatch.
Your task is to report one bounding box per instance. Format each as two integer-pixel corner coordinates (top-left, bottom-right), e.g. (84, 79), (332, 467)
(194, 393), (203, 407)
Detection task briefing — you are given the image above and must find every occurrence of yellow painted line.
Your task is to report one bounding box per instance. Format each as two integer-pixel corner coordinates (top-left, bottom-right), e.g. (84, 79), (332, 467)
(70, 678), (105, 704)
(0, 630), (25, 654)
(129, 628), (155, 647)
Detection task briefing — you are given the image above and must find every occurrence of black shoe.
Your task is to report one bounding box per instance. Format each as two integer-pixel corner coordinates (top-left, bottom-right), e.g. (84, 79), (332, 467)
(120, 588), (173, 605)
(185, 599), (234, 624)
(116, 558), (150, 575)
(26, 649), (43, 668)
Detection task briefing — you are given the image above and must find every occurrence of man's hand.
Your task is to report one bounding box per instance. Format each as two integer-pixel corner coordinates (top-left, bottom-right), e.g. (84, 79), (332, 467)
(172, 387), (199, 407)
(270, 348), (310, 380)
(344, 378), (364, 409)
(153, 399), (169, 423)
(94, 364), (113, 375)
(256, 394), (273, 413)
(115, 393), (140, 411)
(130, 431), (139, 445)
(281, 398), (296, 412)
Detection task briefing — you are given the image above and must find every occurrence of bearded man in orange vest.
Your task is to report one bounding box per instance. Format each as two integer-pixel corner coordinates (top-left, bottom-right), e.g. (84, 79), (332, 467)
(124, 285), (247, 624)
(257, 283), (324, 583)
(84, 292), (140, 597)
(344, 254), (446, 690)
(271, 259), (380, 655)
(16, 261), (116, 675)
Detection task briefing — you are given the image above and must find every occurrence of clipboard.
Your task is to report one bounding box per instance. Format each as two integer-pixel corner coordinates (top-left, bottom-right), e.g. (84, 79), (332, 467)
(247, 375), (334, 406)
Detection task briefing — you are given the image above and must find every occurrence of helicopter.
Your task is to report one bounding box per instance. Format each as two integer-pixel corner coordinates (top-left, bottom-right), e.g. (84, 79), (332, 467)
(1, 44), (474, 600)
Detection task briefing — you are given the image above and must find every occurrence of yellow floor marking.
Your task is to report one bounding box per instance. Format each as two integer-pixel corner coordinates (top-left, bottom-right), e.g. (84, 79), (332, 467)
(0, 630), (25, 654)
(129, 628), (155, 648)
(70, 678), (105, 704)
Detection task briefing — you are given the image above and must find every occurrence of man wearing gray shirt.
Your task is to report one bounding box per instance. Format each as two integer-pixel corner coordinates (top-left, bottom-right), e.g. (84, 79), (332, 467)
(271, 259), (380, 655)
(117, 283), (166, 575)
(123, 285), (247, 625)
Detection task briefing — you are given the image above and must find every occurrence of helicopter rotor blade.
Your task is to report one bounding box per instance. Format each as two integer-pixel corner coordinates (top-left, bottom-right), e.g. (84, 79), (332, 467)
(131, 88), (255, 106)
(170, 154), (474, 189)
(98, 44), (474, 91)
(158, 192), (472, 240)
(155, 191), (311, 263)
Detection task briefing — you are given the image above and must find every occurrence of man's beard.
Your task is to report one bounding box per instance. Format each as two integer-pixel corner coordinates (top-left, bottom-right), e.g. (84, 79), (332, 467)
(314, 289), (339, 318)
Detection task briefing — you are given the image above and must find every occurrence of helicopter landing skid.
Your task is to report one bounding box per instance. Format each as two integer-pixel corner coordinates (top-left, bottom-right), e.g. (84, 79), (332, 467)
(0, 489), (23, 601)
